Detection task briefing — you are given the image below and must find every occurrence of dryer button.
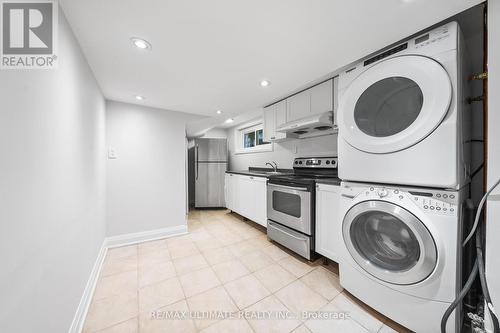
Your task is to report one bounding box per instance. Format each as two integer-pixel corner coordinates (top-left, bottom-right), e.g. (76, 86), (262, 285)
(424, 205), (429, 209)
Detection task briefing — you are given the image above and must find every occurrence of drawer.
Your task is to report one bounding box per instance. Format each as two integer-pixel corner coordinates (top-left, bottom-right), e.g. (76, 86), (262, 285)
(267, 220), (312, 260)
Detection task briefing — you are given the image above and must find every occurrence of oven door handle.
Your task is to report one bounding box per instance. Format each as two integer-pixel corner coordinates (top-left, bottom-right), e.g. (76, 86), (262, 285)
(268, 184), (309, 192)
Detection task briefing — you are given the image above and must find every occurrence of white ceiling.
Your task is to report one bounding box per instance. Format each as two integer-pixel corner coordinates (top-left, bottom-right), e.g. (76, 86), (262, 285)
(60, 0), (481, 118)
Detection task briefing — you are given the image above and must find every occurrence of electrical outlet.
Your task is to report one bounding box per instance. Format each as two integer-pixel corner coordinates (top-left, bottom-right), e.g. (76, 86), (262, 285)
(108, 147), (117, 159)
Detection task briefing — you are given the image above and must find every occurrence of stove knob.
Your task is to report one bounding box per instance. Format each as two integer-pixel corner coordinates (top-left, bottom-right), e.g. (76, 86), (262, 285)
(377, 189), (388, 198)
(326, 160), (330, 165)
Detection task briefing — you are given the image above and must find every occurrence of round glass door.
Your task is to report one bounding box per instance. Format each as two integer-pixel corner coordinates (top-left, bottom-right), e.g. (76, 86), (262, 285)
(343, 201), (437, 285)
(339, 55), (452, 154)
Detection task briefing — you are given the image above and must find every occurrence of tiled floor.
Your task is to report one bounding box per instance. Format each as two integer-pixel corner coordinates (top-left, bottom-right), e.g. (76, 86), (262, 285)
(83, 209), (410, 333)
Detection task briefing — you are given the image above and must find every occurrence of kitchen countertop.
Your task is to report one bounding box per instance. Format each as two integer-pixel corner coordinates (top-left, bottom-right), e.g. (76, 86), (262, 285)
(315, 178), (342, 186)
(226, 167), (293, 178)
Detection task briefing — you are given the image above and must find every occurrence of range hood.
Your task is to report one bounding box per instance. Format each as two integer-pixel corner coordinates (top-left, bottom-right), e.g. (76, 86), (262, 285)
(276, 111), (336, 139)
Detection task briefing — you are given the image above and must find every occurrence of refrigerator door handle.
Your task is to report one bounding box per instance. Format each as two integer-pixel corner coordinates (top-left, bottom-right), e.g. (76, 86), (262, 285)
(195, 145), (199, 180)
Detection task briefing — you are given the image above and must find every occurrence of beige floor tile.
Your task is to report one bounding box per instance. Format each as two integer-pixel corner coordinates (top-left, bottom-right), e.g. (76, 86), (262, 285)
(139, 300), (197, 333)
(95, 317), (138, 333)
(172, 253), (209, 275)
(329, 293), (384, 332)
(202, 246), (235, 266)
(292, 324), (312, 333)
(245, 295), (301, 333)
(138, 239), (168, 256)
(224, 274), (270, 309)
(204, 223), (230, 235)
(179, 267), (221, 297)
(239, 250), (274, 272)
(300, 267), (343, 300)
(186, 286), (238, 330)
(212, 259), (250, 283)
(83, 294), (137, 333)
(278, 256), (315, 278)
(106, 245), (137, 261)
(305, 301), (369, 333)
(275, 280), (327, 313)
(101, 255), (137, 277)
(261, 244), (291, 261)
(188, 221), (204, 232)
(253, 264), (297, 293)
(246, 234), (272, 248)
(199, 318), (254, 333)
(138, 249), (171, 269)
(189, 229), (213, 242)
(138, 261), (176, 288)
(227, 240), (258, 257)
(168, 241), (200, 259)
(138, 277), (185, 313)
(194, 237), (224, 252)
(165, 234), (193, 247)
(215, 231), (244, 246)
(93, 270), (137, 301)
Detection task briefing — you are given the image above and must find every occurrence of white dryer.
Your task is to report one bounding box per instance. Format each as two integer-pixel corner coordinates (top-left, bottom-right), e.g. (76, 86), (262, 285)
(338, 22), (471, 189)
(339, 181), (466, 332)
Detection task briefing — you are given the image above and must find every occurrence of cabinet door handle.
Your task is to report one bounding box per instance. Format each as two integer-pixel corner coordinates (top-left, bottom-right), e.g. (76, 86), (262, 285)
(250, 176), (254, 179)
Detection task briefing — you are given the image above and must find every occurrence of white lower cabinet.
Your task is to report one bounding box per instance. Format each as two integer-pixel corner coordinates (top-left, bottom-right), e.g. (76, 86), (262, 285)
(315, 183), (341, 262)
(225, 173), (267, 227)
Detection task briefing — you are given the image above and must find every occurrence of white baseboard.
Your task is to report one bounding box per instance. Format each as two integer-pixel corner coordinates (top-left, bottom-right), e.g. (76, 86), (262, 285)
(68, 243), (107, 333)
(105, 224), (188, 248)
(68, 224), (188, 333)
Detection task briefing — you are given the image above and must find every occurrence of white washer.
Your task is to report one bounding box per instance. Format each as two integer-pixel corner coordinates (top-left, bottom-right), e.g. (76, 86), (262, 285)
(338, 22), (471, 189)
(339, 181), (466, 332)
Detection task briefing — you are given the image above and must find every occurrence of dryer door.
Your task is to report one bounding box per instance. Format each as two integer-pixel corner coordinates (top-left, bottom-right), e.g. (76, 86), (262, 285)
(339, 55), (452, 154)
(343, 201), (437, 285)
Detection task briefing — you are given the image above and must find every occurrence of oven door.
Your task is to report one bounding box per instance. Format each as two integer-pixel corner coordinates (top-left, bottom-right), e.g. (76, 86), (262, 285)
(267, 183), (312, 234)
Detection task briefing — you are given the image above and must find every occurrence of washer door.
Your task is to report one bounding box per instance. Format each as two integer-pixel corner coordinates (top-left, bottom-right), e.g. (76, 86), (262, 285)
(343, 201), (437, 285)
(339, 55), (452, 153)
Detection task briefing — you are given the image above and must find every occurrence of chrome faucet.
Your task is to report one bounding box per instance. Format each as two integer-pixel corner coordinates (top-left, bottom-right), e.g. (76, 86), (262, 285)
(266, 162), (278, 172)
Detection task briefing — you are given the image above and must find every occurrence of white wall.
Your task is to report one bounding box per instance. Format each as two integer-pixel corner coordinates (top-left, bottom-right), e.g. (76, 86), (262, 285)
(486, 1), (500, 331)
(227, 125), (337, 170)
(0, 10), (106, 333)
(106, 101), (199, 236)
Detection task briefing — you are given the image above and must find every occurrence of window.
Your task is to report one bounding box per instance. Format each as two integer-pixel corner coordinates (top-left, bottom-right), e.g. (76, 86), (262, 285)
(235, 121), (272, 154)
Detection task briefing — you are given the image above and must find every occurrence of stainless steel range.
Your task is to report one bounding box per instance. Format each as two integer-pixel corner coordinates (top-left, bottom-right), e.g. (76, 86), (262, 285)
(267, 157), (339, 260)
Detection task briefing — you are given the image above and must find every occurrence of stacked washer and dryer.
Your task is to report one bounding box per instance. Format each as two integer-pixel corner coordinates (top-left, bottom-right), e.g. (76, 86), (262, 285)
(336, 22), (471, 333)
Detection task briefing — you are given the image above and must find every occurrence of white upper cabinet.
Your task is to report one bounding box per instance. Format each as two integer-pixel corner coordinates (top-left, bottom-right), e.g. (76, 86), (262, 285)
(263, 77), (337, 141)
(286, 90), (310, 122)
(310, 79), (333, 115)
(286, 78), (335, 122)
(263, 100), (287, 142)
(275, 100), (287, 127)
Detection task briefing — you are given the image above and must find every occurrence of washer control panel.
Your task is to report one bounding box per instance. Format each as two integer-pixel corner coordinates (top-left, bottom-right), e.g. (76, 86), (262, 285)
(348, 184), (459, 216)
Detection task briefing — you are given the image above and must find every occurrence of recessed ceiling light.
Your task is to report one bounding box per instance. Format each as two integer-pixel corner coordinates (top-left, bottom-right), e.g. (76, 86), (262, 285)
(216, 110), (222, 115)
(135, 95), (145, 101)
(260, 80), (270, 87)
(225, 118), (234, 124)
(131, 37), (151, 50)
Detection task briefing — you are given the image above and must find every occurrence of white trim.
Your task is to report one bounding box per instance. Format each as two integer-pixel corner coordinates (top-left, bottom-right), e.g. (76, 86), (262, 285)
(234, 119), (273, 154)
(68, 243), (107, 333)
(68, 224), (188, 333)
(106, 224), (188, 248)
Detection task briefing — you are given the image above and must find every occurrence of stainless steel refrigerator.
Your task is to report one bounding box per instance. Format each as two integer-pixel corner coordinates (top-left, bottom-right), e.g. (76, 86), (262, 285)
(194, 138), (228, 208)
